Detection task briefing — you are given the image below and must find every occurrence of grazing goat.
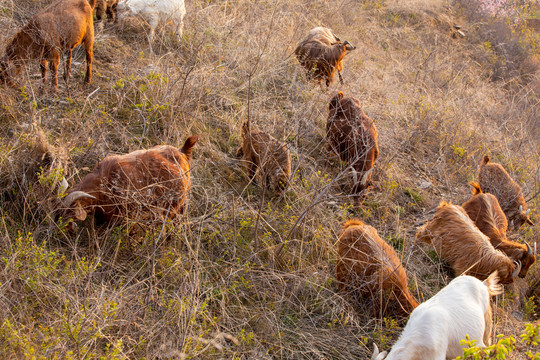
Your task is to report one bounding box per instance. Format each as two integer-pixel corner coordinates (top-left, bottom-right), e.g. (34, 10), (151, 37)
(371, 272), (503, 360)
(327, 92), (379, 203)
(0, 0), (95, 92)
(463, 182), (536, 278)
(116, 0), (186, 47)
(478, 155), (534, 229)
(59, 136), (198, 230)
(236, 118), (291, 193)
(95, 0), (118, 29)
(416, 201), (520, 284)
(294, 27), (356, 86)
(336, 219), (419, 318)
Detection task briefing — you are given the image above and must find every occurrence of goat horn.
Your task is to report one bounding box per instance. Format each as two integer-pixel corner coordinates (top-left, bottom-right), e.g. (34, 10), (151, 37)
(519, 205), (523, 212)
(534, 242), (537, 254)
(360, 168), (374, 185)
(352, 168), (358, 184)
(525, 209), (530, 215)
(526, 242), (532, 256)
(512, 260), (521, 278)
(63, 191), (96, 207)
(58, 177), (69, 196)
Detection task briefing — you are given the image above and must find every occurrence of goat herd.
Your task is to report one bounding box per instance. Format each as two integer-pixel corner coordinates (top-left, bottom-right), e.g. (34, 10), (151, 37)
(0, 0), (538, 359)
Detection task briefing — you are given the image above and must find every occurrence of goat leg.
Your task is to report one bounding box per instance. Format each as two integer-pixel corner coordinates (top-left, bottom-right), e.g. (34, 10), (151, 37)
(338, 71), (344, 85)
(84, 39), (93, 84)
(40, 59), (48, 86)
(50, 51), (59, 92)
(64, 49), (72, 82)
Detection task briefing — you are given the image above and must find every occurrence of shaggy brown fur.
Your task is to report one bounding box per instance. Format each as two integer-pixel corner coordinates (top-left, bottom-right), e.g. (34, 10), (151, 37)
(327, 92), (379, 202)
(0, 0), (95, 92)
(416, 201), (519, 284)
(478, 155), (534, 229)
(336, 219), (419, 318)
(95, 0), (118, 26)
(463, 182), (536, 278)
(294, 27), (356, 86)
(236, 118), (291, 193)
(60, 136), (198, 229)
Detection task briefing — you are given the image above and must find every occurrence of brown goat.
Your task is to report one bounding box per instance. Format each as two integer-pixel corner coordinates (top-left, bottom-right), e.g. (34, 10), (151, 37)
(327, 92), (379, 202)
(416, 201), (520, 284)
(59, 136), (198, 230)
(462, 182), (536, 278)
(0, 0), (95, 92)
(236, 118), (291, 193)
(336, 219), (419, 318)
(95, 0), (118, 28)
(294, 27), (356, 86)
(478, 155), (534, 229)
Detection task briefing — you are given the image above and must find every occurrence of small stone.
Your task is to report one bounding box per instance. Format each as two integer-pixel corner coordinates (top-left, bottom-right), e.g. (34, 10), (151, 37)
(419, 180), (432, 189)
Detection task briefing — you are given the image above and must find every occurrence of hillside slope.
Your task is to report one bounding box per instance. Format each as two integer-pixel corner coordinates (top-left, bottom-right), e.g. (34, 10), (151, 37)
(0, 0), (538, 358)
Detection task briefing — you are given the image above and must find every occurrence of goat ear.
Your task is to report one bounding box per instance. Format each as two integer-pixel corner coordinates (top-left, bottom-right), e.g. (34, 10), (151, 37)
(371, 343), (387, 360)
(74, 203), (87, 221)
(329, 92), (343, 112)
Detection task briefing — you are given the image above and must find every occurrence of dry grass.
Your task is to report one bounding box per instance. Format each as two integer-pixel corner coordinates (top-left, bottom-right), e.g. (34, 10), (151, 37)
(0, 0), (539, 358)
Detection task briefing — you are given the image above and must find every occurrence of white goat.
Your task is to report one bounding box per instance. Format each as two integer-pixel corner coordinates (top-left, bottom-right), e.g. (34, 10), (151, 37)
(371, 272), (502, 360)
(116, 0), (185, 47)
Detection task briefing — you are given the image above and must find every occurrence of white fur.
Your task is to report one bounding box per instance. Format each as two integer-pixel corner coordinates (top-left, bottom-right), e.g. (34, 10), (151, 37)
(117, 0), (186, 45)
(374, 273), (502, 360)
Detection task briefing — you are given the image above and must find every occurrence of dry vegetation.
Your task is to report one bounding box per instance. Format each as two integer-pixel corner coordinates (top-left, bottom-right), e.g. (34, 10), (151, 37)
(0, 0), (539, 358)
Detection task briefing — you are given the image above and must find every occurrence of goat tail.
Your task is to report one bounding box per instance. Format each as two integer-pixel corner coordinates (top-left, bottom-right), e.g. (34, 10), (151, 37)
(482, 155), (490, 165)
(470, 182), (482, 195)
(87, 0), (98, 9)
(483, 271), (503, 296)
(181, 135), (199, 160)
